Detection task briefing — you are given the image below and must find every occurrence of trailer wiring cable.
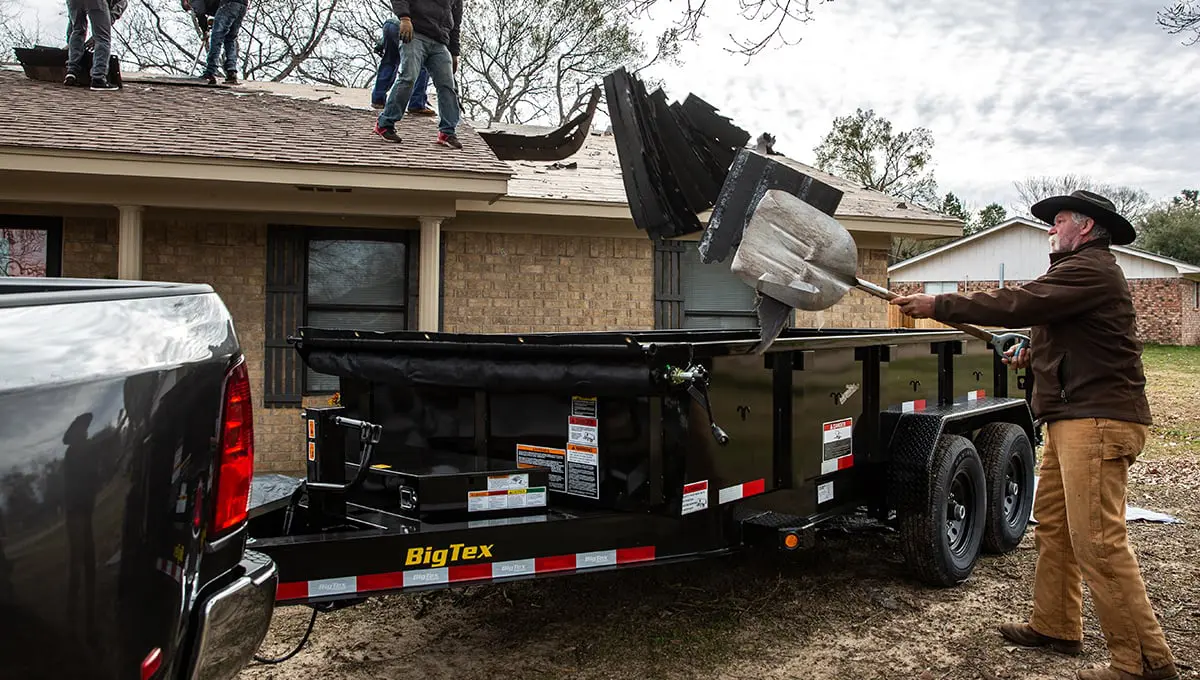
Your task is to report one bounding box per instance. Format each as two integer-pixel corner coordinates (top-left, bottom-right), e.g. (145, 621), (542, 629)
(250, 604), (322, 665)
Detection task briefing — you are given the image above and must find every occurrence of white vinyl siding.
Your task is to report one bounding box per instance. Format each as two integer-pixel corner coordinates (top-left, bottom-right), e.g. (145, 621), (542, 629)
(890, 223), (1182, 282)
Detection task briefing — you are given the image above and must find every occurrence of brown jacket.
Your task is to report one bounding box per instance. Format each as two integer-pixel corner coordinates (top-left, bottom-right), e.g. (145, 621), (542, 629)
(932, 239), (1152, 426)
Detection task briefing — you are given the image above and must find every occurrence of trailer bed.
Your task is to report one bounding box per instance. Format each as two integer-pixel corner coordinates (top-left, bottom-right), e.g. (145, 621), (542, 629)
(247, 324), (1037, 605)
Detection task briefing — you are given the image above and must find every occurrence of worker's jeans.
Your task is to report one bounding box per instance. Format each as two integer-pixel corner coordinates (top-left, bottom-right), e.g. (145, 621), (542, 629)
(203, 0), (247, 78)
(376, 33), (460, 136)
(1029, 418), (1175, 675)
(372, 18), (431, 110)
(65, 0), (111, 81)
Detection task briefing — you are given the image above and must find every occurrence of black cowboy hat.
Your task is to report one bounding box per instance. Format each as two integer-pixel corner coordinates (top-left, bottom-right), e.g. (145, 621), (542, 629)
(1030, 189), (1136, 245)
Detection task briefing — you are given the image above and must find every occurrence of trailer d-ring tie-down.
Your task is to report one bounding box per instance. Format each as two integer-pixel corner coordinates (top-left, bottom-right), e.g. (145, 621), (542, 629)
(663, 364), (730, 446)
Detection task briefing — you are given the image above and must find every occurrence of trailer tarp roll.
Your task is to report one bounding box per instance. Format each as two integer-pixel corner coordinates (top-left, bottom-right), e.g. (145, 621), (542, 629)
(301, 349), (656, 396)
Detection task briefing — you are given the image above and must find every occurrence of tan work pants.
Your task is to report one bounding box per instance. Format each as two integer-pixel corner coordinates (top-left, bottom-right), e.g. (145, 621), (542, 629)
(1028, 418), (1174, 675)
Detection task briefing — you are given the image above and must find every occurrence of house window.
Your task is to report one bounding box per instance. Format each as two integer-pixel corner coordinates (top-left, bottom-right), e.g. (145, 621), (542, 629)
(304, 238), (410, 393)
(264, 226), (416, 404)
(924, 281), (958, 295)
(0, 215), (63, 278)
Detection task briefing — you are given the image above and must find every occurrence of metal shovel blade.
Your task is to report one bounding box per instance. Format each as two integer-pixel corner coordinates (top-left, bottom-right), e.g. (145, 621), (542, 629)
(731, 189), (859, 312)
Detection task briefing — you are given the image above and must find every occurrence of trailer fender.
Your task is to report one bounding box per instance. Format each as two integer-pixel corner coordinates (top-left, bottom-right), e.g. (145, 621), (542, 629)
(882, 397), (1035, 518)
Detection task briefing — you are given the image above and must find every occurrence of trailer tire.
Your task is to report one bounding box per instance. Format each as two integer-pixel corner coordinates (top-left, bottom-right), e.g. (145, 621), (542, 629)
(974, 422), (1035, 555)
(900, 434), (987, 587)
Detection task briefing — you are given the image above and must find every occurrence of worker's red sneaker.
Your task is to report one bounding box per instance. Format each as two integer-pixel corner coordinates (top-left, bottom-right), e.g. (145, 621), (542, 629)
(437, 132), (463, 149)
(374, 124), (401, 143)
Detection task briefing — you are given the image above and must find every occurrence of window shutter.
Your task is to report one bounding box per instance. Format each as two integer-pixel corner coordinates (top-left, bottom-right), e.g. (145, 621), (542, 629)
(678, 243), (759, 329)
(654, 239), (685, 329)
(264, 226), (305, 406)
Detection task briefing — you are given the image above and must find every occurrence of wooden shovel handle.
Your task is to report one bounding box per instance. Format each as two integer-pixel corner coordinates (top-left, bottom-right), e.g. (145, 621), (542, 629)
(854, 279), (997, 345)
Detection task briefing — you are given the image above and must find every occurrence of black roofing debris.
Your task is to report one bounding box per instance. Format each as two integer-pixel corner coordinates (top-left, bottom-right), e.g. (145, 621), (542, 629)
(603, 66), (750, 241)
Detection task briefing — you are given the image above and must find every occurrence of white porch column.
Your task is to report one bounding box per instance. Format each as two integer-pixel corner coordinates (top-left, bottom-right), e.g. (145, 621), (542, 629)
(418, 216), (443, 332)
(117, 205), (144, 280)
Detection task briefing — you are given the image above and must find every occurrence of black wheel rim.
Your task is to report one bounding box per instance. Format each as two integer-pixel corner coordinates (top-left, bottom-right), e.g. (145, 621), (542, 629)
(1003, 453), (1025, 528)
(946, 467), (978, 557)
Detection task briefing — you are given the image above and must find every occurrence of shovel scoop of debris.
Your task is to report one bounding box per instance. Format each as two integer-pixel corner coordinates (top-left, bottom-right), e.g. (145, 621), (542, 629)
(731, 189), (859, 313)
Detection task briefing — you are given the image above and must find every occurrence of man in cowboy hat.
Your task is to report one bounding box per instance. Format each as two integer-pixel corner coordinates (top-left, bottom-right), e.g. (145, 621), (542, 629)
(892, 190), (1178, 680)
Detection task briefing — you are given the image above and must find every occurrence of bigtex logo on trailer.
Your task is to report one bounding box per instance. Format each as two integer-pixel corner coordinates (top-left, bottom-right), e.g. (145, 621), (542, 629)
(406, 543), (495, 568)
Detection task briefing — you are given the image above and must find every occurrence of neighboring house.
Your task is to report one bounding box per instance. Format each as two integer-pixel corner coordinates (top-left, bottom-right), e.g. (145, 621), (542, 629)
(887, 216), (1200, 346)
(0, 68), (962, 472)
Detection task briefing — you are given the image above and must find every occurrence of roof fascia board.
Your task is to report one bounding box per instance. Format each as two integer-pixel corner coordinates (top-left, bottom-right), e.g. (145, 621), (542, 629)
(457, 197), (633, 220)
(0, 148), (510, 197)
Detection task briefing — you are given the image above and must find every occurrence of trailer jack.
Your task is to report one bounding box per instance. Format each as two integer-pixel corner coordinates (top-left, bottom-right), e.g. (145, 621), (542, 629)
(663, 364), (730, 446)
(283, 414), (383, 535)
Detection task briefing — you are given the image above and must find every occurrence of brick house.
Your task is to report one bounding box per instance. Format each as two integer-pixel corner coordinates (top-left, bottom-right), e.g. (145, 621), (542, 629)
(887, 216), (1200, 345)
(0, 68), (962, 472)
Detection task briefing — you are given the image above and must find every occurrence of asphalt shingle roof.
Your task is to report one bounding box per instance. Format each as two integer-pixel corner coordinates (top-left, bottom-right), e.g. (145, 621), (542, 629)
(0, 69), (511, 176)
(479, 122), (960, 223)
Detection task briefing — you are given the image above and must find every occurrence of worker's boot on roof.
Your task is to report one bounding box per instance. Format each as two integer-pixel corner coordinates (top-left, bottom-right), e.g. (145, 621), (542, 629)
(437, 132), (462, 150)
(1076, 662), (1180, 680)
(373, 124), (401, 143)
(998, 622), (1082, 655)
(224, 71), (239, 85)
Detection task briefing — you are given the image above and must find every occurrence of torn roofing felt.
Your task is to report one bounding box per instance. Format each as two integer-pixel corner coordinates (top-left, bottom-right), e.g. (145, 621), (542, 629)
(603, 66), (750, 240)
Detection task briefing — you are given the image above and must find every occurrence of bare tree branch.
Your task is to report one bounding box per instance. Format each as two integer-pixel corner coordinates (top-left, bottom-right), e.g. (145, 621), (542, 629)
(1158, 1), (1200, 45)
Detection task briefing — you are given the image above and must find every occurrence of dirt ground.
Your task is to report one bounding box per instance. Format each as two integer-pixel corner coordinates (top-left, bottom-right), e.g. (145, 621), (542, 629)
(239, 345), (1200, 680)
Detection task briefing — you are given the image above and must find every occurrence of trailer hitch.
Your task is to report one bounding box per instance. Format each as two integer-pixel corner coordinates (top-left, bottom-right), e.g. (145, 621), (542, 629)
(663, 364), (730, 446)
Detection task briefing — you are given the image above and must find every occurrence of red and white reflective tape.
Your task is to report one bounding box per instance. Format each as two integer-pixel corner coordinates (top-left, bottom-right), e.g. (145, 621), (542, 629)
(275, 546), (656, 602)
(966, 389), (986, 401)
(155, 558), (185, 584)
(821, 453), (854, 474)
(717, 478), (766, 505)
(901, 399), (927, 413)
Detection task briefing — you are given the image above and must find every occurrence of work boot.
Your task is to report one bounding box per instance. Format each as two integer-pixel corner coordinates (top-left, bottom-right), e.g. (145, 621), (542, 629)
(224, 71), (239, 85)
(436, 131), (462, 149)
(407, 105), (435, 116)
(374, 124), (401, 143)
(200, 73), (217, 85)
(89, 77), (119, 91)
(63, 72), (78, 86)
(999, 622), (1082, 655)
(1076, 662), (1180, 680)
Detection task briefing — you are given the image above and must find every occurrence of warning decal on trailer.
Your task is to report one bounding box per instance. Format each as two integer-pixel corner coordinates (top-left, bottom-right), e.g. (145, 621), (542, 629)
(681, 480), (709, 515)
(821, 418), (854, 474)
(515, 444), (565, 493)
(566, 396), (601, 499)
(817, 481), (834, 505)
(467, 487), (548, 513)
(566, 443), (600, 499)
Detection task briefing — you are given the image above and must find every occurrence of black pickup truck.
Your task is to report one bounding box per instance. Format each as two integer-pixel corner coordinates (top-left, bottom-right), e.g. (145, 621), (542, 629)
(0, 278), (277, 680)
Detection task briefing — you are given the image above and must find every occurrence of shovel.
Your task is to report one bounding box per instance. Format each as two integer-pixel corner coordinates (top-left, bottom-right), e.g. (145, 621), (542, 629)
(730, 189), (1030, 357)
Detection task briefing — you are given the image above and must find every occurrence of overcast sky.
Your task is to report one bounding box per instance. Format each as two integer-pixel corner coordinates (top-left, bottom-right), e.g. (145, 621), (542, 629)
(10, 0), (1199, 215)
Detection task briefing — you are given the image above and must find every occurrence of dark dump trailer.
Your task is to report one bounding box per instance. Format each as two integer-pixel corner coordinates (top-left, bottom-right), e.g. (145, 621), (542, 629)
(246, 324), (1037, 615)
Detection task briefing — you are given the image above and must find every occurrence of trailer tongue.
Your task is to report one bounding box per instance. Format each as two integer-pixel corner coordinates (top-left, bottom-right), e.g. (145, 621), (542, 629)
(246, 325), (1037, 612)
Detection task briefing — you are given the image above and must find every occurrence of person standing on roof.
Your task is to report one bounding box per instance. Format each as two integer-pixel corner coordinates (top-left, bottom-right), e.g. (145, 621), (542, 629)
(64, 0), (126, 90)
(892, 190), (1179, 680)
(182, 0), (248, 85)
(371, 17), (436, 115)
(373, 0), (464, 150)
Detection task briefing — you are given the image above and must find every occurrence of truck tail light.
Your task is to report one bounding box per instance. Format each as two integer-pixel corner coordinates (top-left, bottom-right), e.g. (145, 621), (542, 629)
(141, 647), (162, 679)
(213, 357), (254, 535)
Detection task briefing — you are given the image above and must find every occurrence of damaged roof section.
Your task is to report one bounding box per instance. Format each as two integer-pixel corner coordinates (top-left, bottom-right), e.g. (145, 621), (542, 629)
(0, 69), (511, 177)
(481, 121), (962, 226)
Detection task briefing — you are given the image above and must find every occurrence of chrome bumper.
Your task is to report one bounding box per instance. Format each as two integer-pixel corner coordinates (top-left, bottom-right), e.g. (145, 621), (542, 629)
(186, 549), (277, 680)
